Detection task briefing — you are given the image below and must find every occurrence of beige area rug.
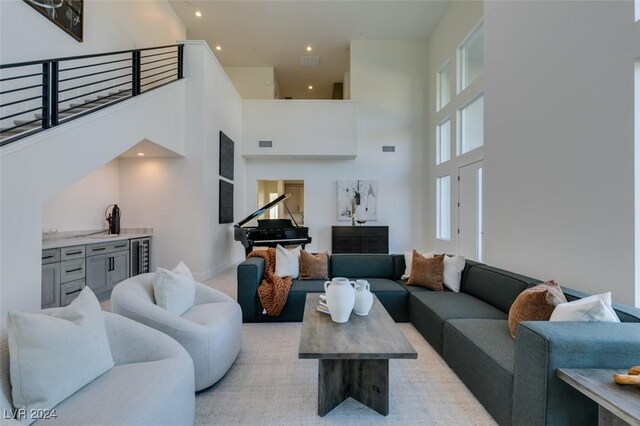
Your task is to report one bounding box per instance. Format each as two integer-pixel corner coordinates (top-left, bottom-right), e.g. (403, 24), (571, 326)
(195, 323), (497, 425)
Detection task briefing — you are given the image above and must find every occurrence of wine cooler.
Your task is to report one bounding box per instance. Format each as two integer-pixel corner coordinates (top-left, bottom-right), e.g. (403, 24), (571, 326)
(130, 237), (152, 276)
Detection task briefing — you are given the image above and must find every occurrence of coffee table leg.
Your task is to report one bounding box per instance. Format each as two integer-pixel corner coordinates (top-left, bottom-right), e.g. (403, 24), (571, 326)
(349, 359), (389, 416)
(318, 359), (389, 417)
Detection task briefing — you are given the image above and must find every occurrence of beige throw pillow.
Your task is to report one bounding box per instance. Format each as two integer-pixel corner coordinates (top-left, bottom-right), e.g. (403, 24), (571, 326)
(508, 280), (567, 338)
(299, 250), (329, 280)
(407, 251), (445, 291)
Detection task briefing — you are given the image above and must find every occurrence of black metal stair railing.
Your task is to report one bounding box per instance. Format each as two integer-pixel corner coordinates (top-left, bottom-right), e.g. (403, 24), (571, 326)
(0, 44), (184, 148)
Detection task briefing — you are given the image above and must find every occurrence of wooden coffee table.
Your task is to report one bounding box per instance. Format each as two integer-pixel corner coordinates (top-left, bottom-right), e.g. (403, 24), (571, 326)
(298, 293), (417, 416)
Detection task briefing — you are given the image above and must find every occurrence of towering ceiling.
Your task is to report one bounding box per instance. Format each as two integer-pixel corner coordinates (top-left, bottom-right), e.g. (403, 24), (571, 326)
(169, 1), (450, 99)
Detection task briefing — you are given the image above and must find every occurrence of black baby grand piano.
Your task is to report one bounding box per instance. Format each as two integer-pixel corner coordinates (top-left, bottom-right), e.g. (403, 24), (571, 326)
(234, 193), (311, 256)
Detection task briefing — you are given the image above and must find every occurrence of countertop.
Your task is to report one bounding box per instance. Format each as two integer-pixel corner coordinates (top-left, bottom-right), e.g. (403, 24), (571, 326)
(42, 228), (153, 250)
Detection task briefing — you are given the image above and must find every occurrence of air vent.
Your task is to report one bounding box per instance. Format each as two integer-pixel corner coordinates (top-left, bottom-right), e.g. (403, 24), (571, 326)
(259, 140), (273, 148)
(382, 146), (396, 153)
(299, 56), (321, 68)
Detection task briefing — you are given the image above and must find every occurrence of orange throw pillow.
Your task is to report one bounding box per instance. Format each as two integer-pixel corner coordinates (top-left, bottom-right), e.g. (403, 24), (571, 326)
(407, 251), (444, 291)
(508, 280), (567, 338)
(299, 250), (329, 280)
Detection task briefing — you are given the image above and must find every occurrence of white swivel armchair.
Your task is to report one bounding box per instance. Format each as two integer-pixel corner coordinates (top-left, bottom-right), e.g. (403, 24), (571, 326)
(111, 273), (242, 391)
(1, 311), (195, 425)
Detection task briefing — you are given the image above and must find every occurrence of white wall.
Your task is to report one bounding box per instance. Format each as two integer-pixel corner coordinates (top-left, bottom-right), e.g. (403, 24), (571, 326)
(242, 100), (358, 158)
(42, 160), (120, 232)
(244, 40), (427, 253)
(0, 0), (185, 63)
(224, 67), (277, 99)
(484, 1), (638, 304)
(424, 1), (484, 255)
(1, 81), (187, 319)
(120, 42), (246, 280)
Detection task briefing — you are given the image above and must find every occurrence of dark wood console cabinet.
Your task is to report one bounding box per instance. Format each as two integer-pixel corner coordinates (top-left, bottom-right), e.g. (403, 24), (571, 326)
(332, 226), (389, 254)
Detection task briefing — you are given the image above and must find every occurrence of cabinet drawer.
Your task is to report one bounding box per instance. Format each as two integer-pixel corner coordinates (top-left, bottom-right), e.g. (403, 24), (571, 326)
(61, 279), (85, 306)
(42, 249), (60, 264)
(61, 245), (85, 261)
(87, 240), (130, 256)
(61, 258), (85, 283)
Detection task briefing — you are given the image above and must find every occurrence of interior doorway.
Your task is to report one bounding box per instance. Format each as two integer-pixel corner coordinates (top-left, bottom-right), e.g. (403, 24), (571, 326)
(256, 180), (305, 225)
(458, 161), (483, 262)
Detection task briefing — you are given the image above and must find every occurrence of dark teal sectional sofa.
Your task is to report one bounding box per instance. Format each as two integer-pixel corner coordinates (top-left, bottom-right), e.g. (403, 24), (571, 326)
(237, 253), (640, 425)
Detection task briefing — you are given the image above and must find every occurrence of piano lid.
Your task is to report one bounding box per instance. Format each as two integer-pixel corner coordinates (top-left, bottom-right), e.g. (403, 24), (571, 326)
(236, 193), (292, 228)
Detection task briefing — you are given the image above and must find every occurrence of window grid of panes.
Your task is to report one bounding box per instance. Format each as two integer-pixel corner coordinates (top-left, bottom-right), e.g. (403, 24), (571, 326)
(436, 175), (451, 240)
(436, 119), (451, 165)
(459, 94), (484, 155)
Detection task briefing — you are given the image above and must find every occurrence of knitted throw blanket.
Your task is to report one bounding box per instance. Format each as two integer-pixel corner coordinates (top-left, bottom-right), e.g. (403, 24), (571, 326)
(248, 248), (292, 316)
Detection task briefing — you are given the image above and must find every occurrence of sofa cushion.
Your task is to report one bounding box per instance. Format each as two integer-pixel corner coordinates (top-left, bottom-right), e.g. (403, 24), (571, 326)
(299, 251), (329, 280)
(562, 286), (640, 323)
(330, 254), (393, 279)
(153, 267), (195, 316)
(407, 252), (444, 291)
(290, 280), (326, 293)
(461, 265), (541, 314)
(7, 287), (114, 424)
(396, 279), (430, 292)
(508, 280), (567, 338)
(409, 291), (507, 354)
(443, 319), (515, 426)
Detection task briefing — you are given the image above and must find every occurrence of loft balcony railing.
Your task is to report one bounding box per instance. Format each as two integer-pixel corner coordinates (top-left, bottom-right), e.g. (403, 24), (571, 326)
(0, 44), (184, 147)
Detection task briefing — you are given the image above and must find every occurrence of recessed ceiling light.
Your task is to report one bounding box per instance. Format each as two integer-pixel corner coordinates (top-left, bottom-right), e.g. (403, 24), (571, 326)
(308, 85), (313, 90)
(215, 45), (222, 51)
(137, 152), (145, 156)
(306, 46), (312, 52)
(195, 11), (202, 17)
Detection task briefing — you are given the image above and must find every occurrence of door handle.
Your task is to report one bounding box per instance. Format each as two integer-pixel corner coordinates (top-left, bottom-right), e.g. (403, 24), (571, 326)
(66, 268), (82, 273)
(108, 257), (113, 271)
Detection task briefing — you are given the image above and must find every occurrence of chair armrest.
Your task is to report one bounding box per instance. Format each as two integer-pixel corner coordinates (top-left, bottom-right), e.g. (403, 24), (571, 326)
(512, 321), (640, 426)
(194, 281), (235, 304)
(103, 312), (191, 365)
(237, 257), (265, 322)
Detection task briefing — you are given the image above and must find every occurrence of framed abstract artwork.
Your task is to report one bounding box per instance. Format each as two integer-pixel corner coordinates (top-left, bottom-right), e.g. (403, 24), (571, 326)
(337, 180), (378, 221)
(219, 131), (234, 181)
(219, 180), (234, 224)
(24, 0), (84, 42)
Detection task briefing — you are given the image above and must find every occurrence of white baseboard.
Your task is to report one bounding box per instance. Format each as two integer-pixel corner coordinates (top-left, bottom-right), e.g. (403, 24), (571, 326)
(193, 256), (244, 282)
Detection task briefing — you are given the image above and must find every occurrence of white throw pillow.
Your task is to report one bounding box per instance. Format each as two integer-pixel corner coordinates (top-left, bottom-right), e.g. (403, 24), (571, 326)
(443, 255), (466, 292)
(153, 267), (196, 315)
(7, 287), (114, 425)
(172, 260), (193, 279)
(275, 245), (301, 278)
(402, 250), (434, 280)
(550, 292), (620, 322)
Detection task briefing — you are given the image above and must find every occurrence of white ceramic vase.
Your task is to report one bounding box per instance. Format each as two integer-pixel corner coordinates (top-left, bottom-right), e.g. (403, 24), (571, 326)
(354, 280), (373, 316)
(324, 277), (356, 323)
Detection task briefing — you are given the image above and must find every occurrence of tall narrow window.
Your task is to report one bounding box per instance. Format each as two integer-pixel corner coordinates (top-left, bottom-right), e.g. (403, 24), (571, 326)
(437, 61), (451, 110)
(436, 175), (451, 240)
(459, 94), (484, 155)
(436, 119), (451, 164)
(459, 24), (484, 91)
